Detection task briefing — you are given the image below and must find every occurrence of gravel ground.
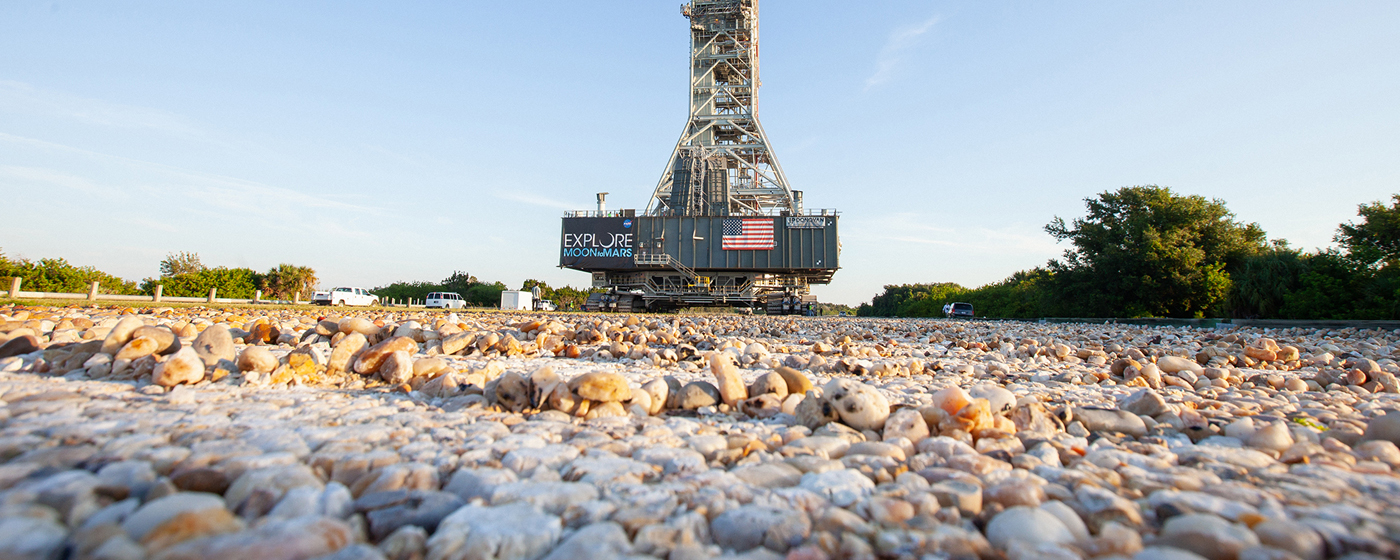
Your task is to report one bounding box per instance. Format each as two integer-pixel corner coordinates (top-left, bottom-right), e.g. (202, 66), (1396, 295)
(1, 305), (1399, 560)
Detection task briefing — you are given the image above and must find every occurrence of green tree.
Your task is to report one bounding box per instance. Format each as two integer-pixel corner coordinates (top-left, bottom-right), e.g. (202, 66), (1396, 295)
(441, 271), (478, 294)
(1045, 185), (1267, 317)
(464, 281), (507, 306)
(1336, 194), (1400, 268)
(0, 253), (139, 295)
(857, 283), (967, 317)
(160, 251), (205, 277)
(1223, 244), (1308, 318)
(143, 267), (263, 299)
(261, 264), (318, 300)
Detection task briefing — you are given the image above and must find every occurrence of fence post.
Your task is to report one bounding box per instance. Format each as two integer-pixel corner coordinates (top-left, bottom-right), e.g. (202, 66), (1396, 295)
(7, 277), (18, 298)
(88, 281), (100, 301)
(153, 284), (163, 303)
(293, 292), (301, 305)
(207, 288), (217, 304)
(254, 290), (261, 303)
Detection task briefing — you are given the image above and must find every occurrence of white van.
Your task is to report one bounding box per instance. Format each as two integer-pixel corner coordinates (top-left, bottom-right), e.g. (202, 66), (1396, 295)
(426, 292), (467, 309)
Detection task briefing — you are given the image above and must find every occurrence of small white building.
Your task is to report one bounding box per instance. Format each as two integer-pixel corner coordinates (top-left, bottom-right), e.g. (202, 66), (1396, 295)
(500, 290), (532, 310)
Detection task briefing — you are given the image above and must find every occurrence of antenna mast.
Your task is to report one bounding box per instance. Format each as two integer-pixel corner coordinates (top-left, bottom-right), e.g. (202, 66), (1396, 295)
(645, 0), (799, 217)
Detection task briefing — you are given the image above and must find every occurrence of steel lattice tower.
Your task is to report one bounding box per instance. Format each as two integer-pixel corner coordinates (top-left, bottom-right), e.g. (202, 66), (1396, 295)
(645, 0), (799, 217)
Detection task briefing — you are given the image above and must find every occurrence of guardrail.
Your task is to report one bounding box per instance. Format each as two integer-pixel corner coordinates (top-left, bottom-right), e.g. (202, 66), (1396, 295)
(1, 279), (509, 310)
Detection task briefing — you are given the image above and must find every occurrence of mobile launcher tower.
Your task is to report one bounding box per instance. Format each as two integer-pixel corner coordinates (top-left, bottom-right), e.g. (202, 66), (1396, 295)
(560, 0), (840, 314)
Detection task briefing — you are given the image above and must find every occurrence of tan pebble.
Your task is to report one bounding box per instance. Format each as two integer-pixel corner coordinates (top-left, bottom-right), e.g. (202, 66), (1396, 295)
(569, 371), (631, 402)
(882, 407), (929, 443)
(101, 316), (145, 355)
(930, 386), (972, 416)
(823, 379), (889, 432)
(115, 336), (161, 361)
(378, 351), (414, 385)
(748, 371), (789, 400)
(493, 371), (531, 412)
(709, 352), (748, 407)
(641, 379), (668, 415)
(326, 333), (367, 375)
(353, 336), (417, 375)
(153, 348), (205, 387)
(774, 365), (815, 395)
(235, 347), (277, 374)
(142, 508), (244, 553)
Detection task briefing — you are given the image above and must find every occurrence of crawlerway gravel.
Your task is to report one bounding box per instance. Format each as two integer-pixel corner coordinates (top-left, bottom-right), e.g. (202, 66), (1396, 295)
(1, 306), (1400, 560)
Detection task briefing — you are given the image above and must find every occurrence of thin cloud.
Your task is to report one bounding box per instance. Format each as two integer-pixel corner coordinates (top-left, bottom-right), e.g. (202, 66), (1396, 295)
(845, 212), (1058, 256)
(0, 80), (202, 136)
(0, 164), (121, 198)
(0, 132), (388, 241)
(865, 15), (941, 90)
(494, 190), (578, 210)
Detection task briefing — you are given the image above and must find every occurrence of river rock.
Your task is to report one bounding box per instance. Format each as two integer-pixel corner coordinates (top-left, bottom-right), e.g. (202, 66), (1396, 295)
(1362, 410), (1400, 446)
(641, 379), (669, 415)
(1120, 389), (1168, 418)
(882, 407), (929, 443)
(1070, 407), (1147, 438)
(101, 316), (145, 355)
(132, 325), (179, 355)
(378, 350), (414, 385)
(985, 506), (1074, 550)
(440, 332), (474, 356)
(774, 365), (814, 395)
(338, 317), (378, 336)
(121, 492), (228, 542)
(1246, 422), (1294, 453)
(1251, 519), (1324, 560)
(115, 336), (160, 361)
(236, 346), (277, 374)
(711, 505), (811, 552)
(1157, 356), (1204, 375)
(0, 516), (68, 560)
(799, 469), (874, 507)
(354, 337), (418, 375)
(0, 334), (41, 359)
(327, 333), (368, 375)
(153, 348), (205, 387)
(969, 385), (1015, 415)
(748, 371), (789, 399)
(190, 324), (235, 366)
(710, 352), (748, 406)
(426, 503), (561, 560)
(1155, 513), (1259, 560)
(679, 381), (721, 410)
(823, 379), (889, 431)
(540, 521), (631, 560)
(569, 371), (630, 402)
(151, 515), (353, 560)
(363, 490), (466, 541)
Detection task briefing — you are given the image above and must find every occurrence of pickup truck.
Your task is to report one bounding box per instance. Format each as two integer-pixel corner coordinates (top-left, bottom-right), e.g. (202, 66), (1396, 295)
(313, 287), (379, 306)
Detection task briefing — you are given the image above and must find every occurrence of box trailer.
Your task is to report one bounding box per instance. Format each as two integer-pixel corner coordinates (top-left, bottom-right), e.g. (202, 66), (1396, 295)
(499, 291), (532, 310)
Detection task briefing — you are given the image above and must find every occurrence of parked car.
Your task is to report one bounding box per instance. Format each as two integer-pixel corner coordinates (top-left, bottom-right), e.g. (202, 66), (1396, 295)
(426, 292), (467, 309)
(535, 299), (556, 312)
(313, 287), (379, 306)
(943, 302), (974, 318)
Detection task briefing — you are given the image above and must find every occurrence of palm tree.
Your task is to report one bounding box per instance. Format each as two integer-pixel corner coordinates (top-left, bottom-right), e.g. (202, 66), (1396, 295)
(262, 264), (319, 301)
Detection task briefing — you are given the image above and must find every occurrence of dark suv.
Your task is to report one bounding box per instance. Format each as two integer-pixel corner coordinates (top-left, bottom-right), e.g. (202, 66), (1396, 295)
(943, 302), (974, 318)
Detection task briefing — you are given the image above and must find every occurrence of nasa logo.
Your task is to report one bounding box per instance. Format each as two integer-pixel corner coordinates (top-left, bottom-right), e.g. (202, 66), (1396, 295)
(623, 219), (633, 228)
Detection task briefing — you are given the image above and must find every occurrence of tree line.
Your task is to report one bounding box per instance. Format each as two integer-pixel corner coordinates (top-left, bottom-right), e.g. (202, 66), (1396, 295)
(858, 186), (1400, 320)
(1, 250), (601, 309)
(0, 250), (316, 301)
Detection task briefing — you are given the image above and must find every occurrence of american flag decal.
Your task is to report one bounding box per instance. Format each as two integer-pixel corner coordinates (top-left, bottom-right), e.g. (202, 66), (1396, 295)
(722, 218), (776, 250)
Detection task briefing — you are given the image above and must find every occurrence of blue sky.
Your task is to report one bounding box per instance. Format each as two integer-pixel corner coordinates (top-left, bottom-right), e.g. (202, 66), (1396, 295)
(2, 1), (1397, 306)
